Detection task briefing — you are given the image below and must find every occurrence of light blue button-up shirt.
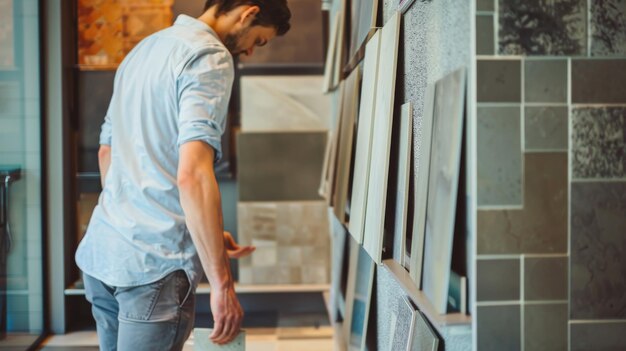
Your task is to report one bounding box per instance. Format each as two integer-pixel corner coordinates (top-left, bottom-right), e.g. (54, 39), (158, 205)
(76, 15), (234, 288)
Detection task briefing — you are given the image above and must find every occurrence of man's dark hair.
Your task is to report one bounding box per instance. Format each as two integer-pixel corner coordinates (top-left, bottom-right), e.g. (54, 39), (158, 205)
(204, 0), (291, 35)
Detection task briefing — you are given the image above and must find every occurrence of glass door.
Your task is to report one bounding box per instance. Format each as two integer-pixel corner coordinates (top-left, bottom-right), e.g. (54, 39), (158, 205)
(0, 0), (46, 348)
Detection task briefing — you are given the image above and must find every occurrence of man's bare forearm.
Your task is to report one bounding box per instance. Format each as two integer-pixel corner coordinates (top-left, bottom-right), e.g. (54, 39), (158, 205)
(98, 145), (111, 188)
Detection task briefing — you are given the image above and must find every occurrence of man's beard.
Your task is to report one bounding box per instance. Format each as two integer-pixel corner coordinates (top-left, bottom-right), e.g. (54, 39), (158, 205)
(223, 27), (250, 57)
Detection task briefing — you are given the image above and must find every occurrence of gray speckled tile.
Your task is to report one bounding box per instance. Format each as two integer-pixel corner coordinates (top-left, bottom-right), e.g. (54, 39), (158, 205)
(411, 311), (440, 351)
(237, 132), (326, 201)
(572, 60), (626, 103)
(476, 15), (495, 55)
(570, 182), (626, 319)
(571, 107), (626, 179)
(477, 0), (495, 11)
(478, 153), (568, 254)
(477, 258), (520, 301)
(524, 60), (567, 103)
(571, 322), (626, 351)
(499, 0), (587, 55)
(590, 0), (626, 56)
(525, 107), (569, 151)
(524, 304), (567, 351)
(477, 60), (521, 102)
(477, 106), (522, 206)
(477, 305), (521, 351)
(525, 257), (568, 301)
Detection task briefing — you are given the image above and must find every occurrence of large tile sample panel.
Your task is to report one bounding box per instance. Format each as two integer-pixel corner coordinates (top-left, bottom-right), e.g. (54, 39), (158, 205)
(477, 106), (522, 206)
(239, 0), (323, 65)
(422, 68), (466, 314)
(237, 202), (330, 285)
(524, 304), (567, 351)
(478, 153), (567, 254)
(570, 321), (626, 351)
(571, 107), (626, 179)
(590, 0), (626, 56)
(240, 76), (330, 132)
(498, 0), (587, 55)
(363, 11), (400, 264)
(477, 305), (521, 351)
(237, 132), (326, 201)
(570, 182), (626, 319)
(572, 59), (626, 103)
(343, 238), (375, 350)
(77, 70), (116, 172)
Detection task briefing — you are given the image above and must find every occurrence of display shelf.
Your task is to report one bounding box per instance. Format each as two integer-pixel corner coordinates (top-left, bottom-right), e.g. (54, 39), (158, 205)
(76, 64), (118, 71)
(382, 259), (471, 333)
(65, 281), (329, 296)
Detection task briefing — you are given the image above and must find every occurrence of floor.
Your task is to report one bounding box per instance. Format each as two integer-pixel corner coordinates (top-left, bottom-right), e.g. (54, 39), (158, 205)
(36, 326), (336, 351)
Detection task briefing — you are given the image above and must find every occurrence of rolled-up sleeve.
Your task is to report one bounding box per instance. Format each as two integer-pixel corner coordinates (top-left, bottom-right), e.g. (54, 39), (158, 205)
(176, 46), (234, 163)
(99, 111), (113, 145)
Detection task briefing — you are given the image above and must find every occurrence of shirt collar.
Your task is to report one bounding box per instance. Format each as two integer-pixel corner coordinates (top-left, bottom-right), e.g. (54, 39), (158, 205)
(174, 15), (218, 37)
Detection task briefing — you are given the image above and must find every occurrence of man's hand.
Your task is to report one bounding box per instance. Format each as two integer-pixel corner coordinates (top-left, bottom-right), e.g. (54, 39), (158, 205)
(209, 283), (244, 344)
(224, 231), (255, 259)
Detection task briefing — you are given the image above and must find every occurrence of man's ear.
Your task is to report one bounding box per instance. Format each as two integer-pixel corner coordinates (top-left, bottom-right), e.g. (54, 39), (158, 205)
(239, 5), (260, 25)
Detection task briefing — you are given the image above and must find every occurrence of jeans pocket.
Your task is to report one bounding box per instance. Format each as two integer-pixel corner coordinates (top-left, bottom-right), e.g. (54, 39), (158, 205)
(176, 270), (193, 308)
(116, 274), (169, 321)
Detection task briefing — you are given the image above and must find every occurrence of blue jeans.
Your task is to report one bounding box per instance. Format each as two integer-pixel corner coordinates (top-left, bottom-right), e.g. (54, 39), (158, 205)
(84, 270), (195, 351)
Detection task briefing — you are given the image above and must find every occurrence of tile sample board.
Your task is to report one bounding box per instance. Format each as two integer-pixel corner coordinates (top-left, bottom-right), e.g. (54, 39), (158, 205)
(388, 296), (416, 351)
(330, 210), (348, 322)
(323, 12), (341, 93)
(237, 201), (330, 285)
(349, 30), (382, 244)
(237, 131), (327, 201)
(320, 87), (345, 202)
(349, 0), (378, 60)
(333, 68), (361, 223)
(422, 68), (466, 314)
(241, 76), (331, 132)
(193, 328), (245, 351)
(410, 311), (439, 351)
(363, 11), (401, 264)
(393, 103), (413, 268)
(238, 0), (323, 65)
(409, 83), (436, 290)
(343, 237), (375, 351)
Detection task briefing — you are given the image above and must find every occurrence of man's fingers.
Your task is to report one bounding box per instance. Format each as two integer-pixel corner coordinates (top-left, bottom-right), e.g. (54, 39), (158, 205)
(210, 319), (224, 341)
(228, 246), (255, 259)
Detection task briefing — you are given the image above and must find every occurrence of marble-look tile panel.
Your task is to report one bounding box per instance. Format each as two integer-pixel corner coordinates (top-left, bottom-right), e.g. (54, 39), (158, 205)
(477, 60), (521, 102)
(237, 132), (326, 201)
(570, 321), (626, 351)
(499, 0), (587, 55)
(572, 59), (626, 103)
(525, 257), (568, 301)
(590, 0), (626, 56)
(525, 107), (568, 151)
(476, 15), (495, 55)
(477, 305), (521, 351)
(524, 304), (567, 351)
(524, 60), (567, 103)
(570, 182), (626, 319)
(477, 106), (522, 206)
(477, 258), (520, 301)
(478, 153), (568, 254)
(571, 107), (626, 179)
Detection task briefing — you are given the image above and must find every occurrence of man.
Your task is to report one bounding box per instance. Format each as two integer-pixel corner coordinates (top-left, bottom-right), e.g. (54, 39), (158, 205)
(75, 1), (291, 350)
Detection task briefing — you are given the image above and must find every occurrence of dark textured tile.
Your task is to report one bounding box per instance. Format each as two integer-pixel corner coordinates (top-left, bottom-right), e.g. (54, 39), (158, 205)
(478, 153), (568, 254)
(571, 182), (626, 319)
(237, 132), (326, 201)
(477, 0), (495, 11)
(524, 60), (567, 103)
(477, 107), (522, 206)
(525, 107), (568, 151)
(477, 60), (521, 102)
(525, 257), (568, 300)
(571, 107), (626, 178)
(524, 304), (567, 351)
(499, 0), (587, 55)
(476, 15), (495, 55)
(572, 60), (626, 103)
(477, 259), (520, 301)
(477, 305), (521, 351)
(239, 0), (323, 64)
(571, 322), (626, 351)
(590, 0), (626, 56)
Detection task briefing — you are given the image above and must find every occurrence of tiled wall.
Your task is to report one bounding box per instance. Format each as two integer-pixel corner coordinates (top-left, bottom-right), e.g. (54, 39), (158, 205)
(0, 0), (44, 333)
(476, 0), (626, 350)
